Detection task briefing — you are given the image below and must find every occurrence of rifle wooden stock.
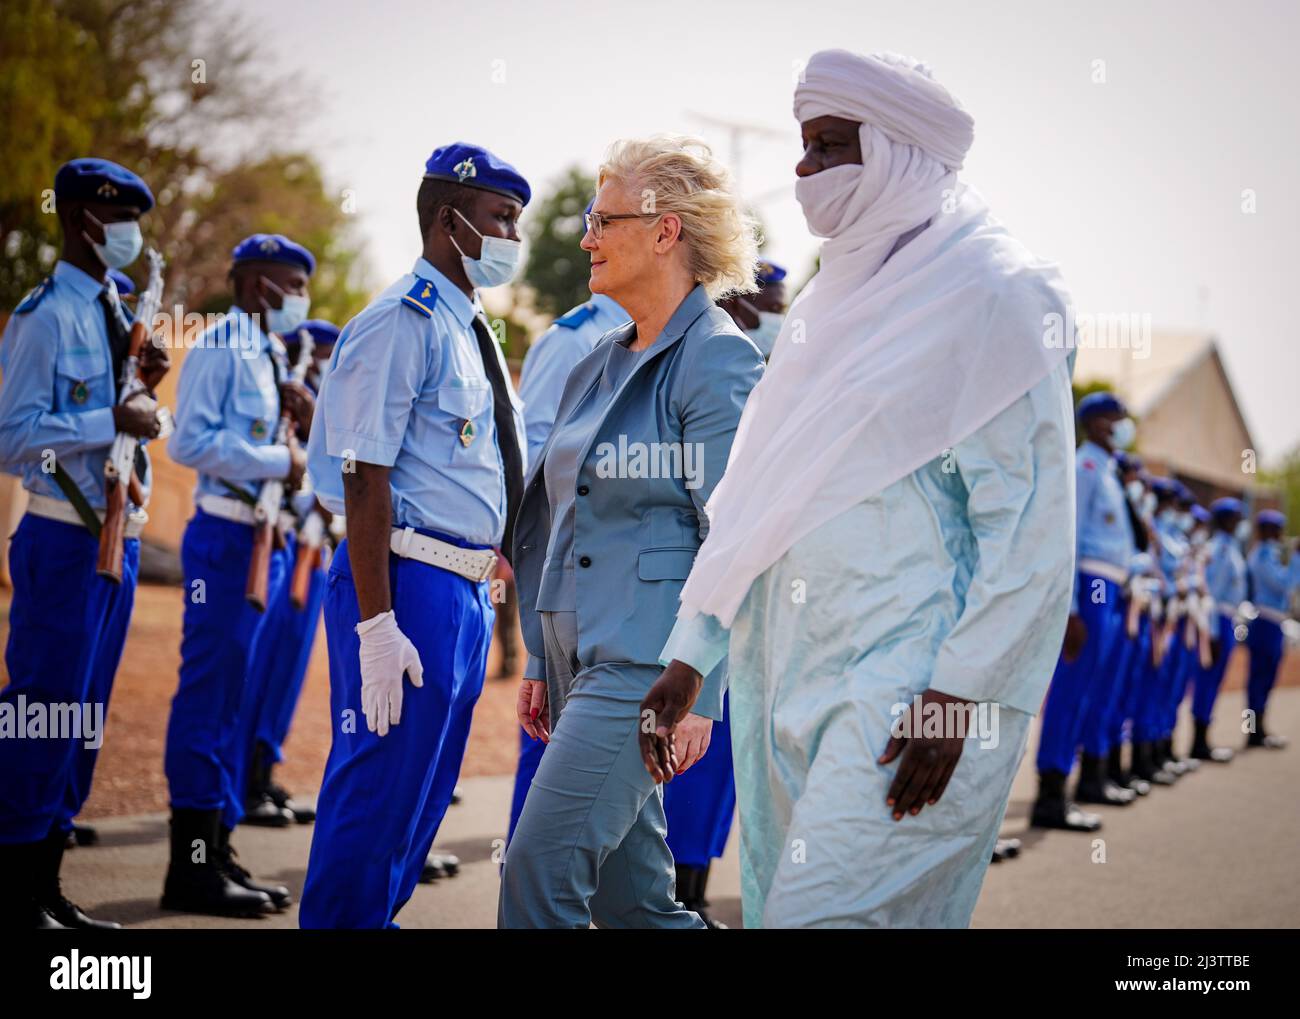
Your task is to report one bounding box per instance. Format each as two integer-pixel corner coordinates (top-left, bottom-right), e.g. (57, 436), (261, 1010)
(246, 521), (274, 612)
(290, 542), (320, 609)
(96, 478), (129, 581)
(1198, 620), (1213, 670)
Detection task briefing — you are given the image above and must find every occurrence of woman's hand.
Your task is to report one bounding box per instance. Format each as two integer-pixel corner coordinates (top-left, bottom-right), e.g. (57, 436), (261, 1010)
(673, 713), (713, 775)
(517, 679), (550, 743)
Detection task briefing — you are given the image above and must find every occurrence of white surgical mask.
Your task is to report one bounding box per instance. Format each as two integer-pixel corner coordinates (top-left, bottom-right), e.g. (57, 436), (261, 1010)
(260, 276), (310, 335)
(83, 211), (143, 270)
(1126, 480), (1145, 504)
(1110, 416), (1137, 450)
(1179, 512), (1194, 532)
(795, 164), (864, 238)
(451, 208), (522, 289)
(1234, 520), (1253, 544)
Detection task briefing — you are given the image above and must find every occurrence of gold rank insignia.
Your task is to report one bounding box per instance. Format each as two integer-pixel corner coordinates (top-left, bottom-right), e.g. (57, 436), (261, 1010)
(251, 418), (268, 440)
(453, 157), (477, 182)
(71, 379), (89, 404)
(459, 419), (476, 447)
(97, 182), (118, 198)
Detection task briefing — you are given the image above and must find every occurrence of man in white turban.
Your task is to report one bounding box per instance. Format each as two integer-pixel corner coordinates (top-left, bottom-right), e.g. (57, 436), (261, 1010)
(639, 49), (1078, 927)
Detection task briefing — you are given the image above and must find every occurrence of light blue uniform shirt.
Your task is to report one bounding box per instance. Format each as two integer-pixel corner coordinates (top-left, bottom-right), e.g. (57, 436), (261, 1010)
(169, 306), (290, 502)
(518, 293), (628, 463)
(1204, 530), (1247, 609)
(1154, 511), (1189, 595)
(306, 258), (525, 546)
(1248, 540), (1290, 613)
(0, 260), (152, 510)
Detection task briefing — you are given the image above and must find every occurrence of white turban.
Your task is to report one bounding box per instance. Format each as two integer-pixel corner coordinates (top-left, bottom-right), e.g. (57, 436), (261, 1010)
(794, 49), (974, 170)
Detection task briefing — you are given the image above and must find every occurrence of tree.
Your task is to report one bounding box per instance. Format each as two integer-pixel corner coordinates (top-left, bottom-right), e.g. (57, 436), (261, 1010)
(521, 166), (595, 318)
(0, 0), (367, 316)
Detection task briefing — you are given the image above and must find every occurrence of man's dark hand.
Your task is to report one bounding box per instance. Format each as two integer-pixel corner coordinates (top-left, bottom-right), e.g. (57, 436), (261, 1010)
(878, 688), (973, 821)
(638, 660), (703, 784)
(112, 394), (161, 439)
(139, 338), (171, 391)
(279, 381), (315, 434)
(1061, 613), (1087, 663)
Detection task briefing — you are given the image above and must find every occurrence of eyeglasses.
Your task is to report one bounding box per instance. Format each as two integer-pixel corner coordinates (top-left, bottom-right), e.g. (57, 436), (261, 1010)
(584, 210), (661, 239)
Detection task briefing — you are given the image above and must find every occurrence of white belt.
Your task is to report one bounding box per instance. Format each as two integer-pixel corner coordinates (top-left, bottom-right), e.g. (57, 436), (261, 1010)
(1256, 605), (1290, 625)
(1078, 558), (1129, 586)
(199, 493), (256, 525)
(1218, 601), (1242, 620)
(390, 526), (497, 583)
(26, 492), (147, 539)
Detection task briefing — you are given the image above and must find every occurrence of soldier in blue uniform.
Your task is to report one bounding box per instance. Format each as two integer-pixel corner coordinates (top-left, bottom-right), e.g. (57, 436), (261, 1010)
(1245, 509), (1291, 749)
(161, 233), (316, 917)
(299, 143), (528, 928)
(716, 258), (788, 358)
(239, 319), (340, 827)
(1031, 391), (1135, 830)
(1187, 497), (1248, 763)
(505, 201), (630, 848)
(0, 158), (169, 929)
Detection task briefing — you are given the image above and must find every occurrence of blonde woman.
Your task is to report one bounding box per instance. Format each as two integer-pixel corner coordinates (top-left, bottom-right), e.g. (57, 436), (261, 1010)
(498, 137), (763, 928)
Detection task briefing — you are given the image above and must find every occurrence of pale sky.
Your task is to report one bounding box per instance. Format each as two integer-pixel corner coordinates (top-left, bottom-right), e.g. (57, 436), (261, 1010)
(228, 0), (1300, 462)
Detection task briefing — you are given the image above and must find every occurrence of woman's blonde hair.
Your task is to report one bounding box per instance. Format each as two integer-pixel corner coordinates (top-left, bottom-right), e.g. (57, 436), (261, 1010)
(598, 135), (760, 299)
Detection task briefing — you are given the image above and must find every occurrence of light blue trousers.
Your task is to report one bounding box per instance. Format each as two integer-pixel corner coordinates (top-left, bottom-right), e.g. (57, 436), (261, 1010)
(497, 611), (705, 929)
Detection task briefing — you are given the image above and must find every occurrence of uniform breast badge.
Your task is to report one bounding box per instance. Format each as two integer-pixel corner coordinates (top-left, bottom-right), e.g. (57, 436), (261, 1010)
(71, 379), (90, 404)
(459, 419), (476, 447)
(251, 418), (268, 440)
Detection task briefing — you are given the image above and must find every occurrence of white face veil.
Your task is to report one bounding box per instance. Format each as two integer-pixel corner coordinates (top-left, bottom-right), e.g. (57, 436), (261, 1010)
(677, 49), (1076, 628)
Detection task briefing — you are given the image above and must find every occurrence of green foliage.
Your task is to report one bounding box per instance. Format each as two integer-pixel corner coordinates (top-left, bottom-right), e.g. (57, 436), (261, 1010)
(1260, 446), (1300, 538)
(521, 166), (595, 318)
(0, 0), (368, 322)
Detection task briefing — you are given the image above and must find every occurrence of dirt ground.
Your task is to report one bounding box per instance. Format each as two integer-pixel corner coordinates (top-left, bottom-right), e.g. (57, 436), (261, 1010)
(1, 580), (1296, 821)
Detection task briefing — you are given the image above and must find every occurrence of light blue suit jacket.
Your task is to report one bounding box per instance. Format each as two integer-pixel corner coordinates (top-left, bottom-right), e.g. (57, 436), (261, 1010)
(512, 285), (763, 720)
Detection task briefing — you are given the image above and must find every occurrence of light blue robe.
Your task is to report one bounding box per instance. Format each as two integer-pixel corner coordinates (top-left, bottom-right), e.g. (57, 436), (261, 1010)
(663, 359), (1076, 927)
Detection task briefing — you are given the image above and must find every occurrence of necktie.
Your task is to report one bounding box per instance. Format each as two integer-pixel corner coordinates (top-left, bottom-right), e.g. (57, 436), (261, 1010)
(470, 315), (525, 560)
(98, 287), (131, 397)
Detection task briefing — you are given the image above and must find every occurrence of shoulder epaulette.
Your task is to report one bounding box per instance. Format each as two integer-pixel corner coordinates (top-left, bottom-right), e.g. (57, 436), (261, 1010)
(14, 276), (54, 315)
(554, 302), (596, 329)
(401, 277), (438, 318)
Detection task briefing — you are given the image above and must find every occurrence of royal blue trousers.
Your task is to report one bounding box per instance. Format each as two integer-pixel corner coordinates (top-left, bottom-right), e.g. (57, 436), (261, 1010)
(1190, 613), (1237, 725)
(1245, 617), (1284, 720)
(164, 510), (287, 828)
(1036, 573), (1123, 775)
(299, 533), (492, 929)
(1081, 596), (1139, 757)
(663, 693), (736, 869)
(0, 515), (138, 844)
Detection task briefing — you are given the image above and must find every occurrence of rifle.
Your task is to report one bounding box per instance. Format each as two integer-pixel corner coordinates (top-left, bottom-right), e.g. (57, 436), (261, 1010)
(289, 504), (325, 609)
(97, 249), (170, 581)
(246, 329), (314, 612)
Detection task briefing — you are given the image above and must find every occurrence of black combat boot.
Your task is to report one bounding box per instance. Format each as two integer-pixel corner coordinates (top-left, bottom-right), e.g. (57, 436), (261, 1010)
(1131, 741), (1177, 785)
(161, 808), (273, 918)
(676, 863), (726, 929)
(36, 827), (119, 929)
(1108, 744), (1150, 796)
(1245, 713), (1288, 749)
(420, 850), (461, 882)
(215, 826), (291, 910)
(1074, 753), (1136, 805)
(241, 743), (294, 828)
(1, 840), (69, 929)
(1189, 721), (1234, 763)
(1030, 769), (1102, 831)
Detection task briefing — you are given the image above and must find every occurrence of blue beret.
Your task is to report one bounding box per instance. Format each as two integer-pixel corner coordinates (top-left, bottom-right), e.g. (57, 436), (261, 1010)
(1150, 477), (1177, 498)
(1257, 509), (1286, 529)
(424, 143), (530, 206)
(1210, 497), (1244, 519)
(1077, 390), (1126, 420)
(1114, 451), (1138, 472)
(298, 319), (340, 348)
(231, 233), (316, 276)
(757, 259), (787, 285)
(107, 269), (135, 296)
(1191, 505), (1211, 524)
(55, 158), (154, 212)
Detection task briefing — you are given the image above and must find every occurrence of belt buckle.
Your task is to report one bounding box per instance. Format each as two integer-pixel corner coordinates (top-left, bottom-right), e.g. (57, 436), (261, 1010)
(475, 550), (499, 583)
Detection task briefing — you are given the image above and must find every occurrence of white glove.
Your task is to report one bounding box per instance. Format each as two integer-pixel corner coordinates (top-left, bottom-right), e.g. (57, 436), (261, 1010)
(355, 610), (423, 737)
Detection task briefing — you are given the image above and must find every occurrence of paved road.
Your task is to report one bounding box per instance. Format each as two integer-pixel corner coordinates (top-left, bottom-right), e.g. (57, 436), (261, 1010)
(59, 686), (1300, 929)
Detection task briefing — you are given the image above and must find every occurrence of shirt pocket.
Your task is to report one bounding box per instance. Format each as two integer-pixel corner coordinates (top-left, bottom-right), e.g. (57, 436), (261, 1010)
(232, 379), (277, 444)
(637, 546), (697, 581)
(54, 348), (112, 413)
(437, 379), (491, 463)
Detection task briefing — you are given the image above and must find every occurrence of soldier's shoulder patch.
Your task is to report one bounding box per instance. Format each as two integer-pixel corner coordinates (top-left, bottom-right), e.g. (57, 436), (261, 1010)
(400, 277), (438, 318)
(14, 276), (54, 315)
(554, 302), (596, 329)
(1080, 457), (1097, 470)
